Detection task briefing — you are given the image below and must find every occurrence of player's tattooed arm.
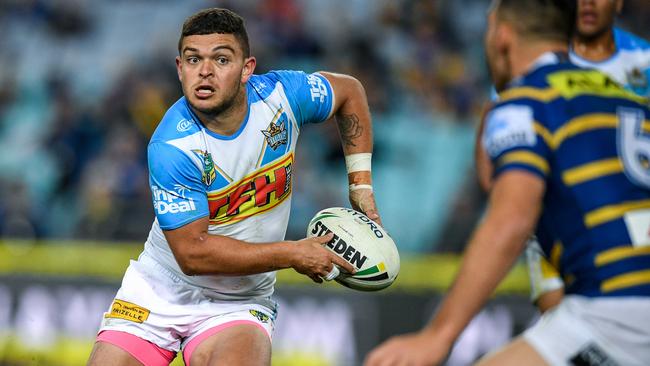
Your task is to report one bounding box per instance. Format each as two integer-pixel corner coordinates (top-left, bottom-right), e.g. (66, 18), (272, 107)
(318, 71), (373, 155)
(337, 113), (363, 147)
(319, 71), (381, 224)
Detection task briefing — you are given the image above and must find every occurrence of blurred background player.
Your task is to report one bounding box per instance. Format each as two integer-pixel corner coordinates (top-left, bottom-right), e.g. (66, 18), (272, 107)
(87, 8), (380, 366)
(572, 0), (650, 98)
(477, 0), (650, 313)
(366, 0), (650, 364)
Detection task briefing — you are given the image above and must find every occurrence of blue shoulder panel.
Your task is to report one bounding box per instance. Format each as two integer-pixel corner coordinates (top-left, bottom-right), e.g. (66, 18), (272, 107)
(151, 97), (201, 144)
(148, 142), (209, 230)
(248, 74), (275, 101)
(262, 70), (334, 126)
(614, 27), (650, 51)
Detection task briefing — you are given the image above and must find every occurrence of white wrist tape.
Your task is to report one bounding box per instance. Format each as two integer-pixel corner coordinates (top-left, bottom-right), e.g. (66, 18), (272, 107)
(349, 184), (373, 192)
(324, 265), (340, 281)
(345, 153), (372, 173)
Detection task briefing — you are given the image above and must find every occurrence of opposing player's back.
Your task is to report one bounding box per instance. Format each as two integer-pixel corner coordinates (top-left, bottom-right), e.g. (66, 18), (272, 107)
(489, 57), (650, 297)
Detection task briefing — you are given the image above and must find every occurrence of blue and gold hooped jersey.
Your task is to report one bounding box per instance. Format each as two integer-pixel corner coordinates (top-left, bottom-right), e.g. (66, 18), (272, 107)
(483, 52), (650, 297)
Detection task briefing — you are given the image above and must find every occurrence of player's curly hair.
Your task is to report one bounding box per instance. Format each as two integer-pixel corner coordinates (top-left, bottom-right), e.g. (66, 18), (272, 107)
(493, 0), (577, 43)
(178, 8), (250, 57)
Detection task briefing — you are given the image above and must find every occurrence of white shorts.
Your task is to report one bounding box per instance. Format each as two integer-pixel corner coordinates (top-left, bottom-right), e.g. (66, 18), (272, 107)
(523, 295), (650, 366)
(98, 254), (277, 354)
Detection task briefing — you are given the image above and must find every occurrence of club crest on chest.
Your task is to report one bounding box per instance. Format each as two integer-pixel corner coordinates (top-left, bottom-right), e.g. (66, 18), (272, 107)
(262, 109), (289, 150)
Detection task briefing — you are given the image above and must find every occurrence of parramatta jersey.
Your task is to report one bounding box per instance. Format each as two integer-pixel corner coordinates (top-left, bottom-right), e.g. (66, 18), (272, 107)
(483, 52), (650, 297)
(570, 27), (650, 98)
(142, 70), (334, 300)
(520, 29), (650, 299)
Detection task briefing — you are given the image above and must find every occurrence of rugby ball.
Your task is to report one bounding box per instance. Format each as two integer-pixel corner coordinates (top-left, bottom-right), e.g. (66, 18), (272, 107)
(307, 207), (400, 291)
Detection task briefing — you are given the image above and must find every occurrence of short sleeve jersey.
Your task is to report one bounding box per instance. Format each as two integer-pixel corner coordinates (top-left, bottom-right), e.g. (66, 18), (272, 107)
(143, 71), (334, 299)
(483, 52), (650, 297)
(490, 28), (650, 104)
(570, 27), (650, 98)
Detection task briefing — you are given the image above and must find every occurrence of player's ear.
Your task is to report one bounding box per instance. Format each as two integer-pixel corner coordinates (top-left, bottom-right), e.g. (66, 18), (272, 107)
(175, 56), (183, 82)
(241, 56), (256, 83)
(495, 21), (513, 54)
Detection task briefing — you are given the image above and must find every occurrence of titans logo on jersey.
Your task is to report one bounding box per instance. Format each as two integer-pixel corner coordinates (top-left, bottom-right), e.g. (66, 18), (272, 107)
(483, 52), (650, 298)
(261, 108), (289, 150)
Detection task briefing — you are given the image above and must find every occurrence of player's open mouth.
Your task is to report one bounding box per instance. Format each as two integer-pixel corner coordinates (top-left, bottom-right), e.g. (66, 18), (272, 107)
(579, 10), (597, 24)
(195, 85), (215, 98)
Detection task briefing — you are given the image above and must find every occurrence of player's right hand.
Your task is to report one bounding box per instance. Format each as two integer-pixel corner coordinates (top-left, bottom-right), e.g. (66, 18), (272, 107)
(290, 233), (356, 283)
(364, 329), (451, 366)
(349, 187), (383, 226)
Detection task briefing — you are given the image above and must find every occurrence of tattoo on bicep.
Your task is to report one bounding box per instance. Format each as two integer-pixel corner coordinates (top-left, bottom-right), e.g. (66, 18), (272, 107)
(337, 113), (363, 147)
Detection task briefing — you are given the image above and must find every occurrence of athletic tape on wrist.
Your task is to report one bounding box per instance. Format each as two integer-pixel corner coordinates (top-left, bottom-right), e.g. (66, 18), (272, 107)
(324, 265), (340, 281)
(345, 153), (372, 173)
(349, 184), (373, 192)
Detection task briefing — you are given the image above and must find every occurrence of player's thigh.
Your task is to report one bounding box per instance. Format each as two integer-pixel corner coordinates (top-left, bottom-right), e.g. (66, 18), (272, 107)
(87, 341), (143, 366)
(475, 337), (548, 366)
(189, 323), (271, 366)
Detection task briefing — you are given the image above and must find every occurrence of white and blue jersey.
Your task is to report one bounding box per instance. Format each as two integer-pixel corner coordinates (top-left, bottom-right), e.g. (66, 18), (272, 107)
(142, 71), (334, 300)
(570, 27), (650, 98)
(489, 28), (650, 102)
